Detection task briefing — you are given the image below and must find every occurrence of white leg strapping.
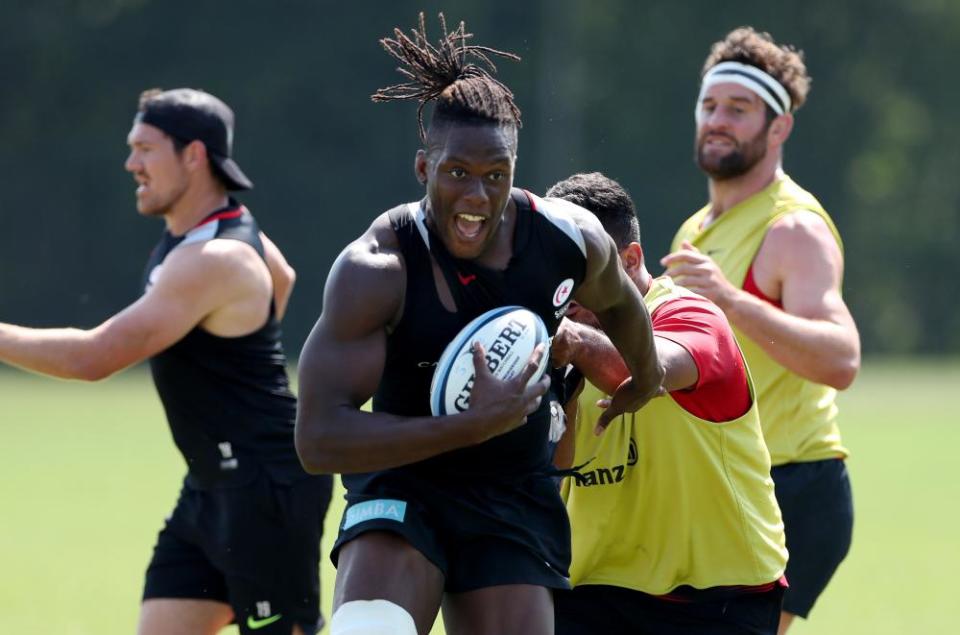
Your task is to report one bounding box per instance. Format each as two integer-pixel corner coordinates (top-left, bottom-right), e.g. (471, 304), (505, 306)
(329, 599), (418, 635)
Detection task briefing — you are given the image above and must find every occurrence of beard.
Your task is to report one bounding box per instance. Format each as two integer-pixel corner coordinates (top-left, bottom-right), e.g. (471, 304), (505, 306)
(135, 179), (189, 218)
(695, 127), (769, 180)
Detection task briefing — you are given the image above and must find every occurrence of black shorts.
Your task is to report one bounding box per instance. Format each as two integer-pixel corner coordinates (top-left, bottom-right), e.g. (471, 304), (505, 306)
(143, 471), (333, 634)
(333, 469), (571, 592)
(771, 458), (854, 618)
(554, 584), (784, 635)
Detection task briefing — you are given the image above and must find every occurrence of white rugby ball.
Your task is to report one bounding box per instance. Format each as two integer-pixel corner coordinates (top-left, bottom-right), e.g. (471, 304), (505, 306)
(429, 306), (550, 416)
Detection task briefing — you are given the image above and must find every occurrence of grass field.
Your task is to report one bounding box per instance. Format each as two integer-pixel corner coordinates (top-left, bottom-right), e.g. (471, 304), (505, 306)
(1, 358), (957, 634)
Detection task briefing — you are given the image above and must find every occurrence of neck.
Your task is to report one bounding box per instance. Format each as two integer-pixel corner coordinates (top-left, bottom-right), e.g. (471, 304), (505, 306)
(634, 265), (654, 296)
(481, 196), (516, 268)
(705, 156), (783, 224)
(164, 181), (230, 236)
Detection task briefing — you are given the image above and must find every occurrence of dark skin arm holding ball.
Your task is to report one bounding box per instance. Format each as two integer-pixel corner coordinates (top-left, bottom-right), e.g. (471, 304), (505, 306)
(294, 213), (549, 475)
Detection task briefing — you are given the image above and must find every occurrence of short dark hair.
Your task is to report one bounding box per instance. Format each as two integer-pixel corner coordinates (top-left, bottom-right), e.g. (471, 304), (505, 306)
(546, 172), (640, 249)
(372, 13), (522, 147)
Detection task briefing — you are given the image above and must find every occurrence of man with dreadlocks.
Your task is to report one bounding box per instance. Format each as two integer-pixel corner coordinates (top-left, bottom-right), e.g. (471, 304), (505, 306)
(295, 13), (663, 635)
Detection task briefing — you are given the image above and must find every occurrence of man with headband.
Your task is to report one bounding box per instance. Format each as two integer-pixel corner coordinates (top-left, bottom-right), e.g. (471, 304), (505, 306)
(0, 88), (332, 635)
(663, 28), (860, 633)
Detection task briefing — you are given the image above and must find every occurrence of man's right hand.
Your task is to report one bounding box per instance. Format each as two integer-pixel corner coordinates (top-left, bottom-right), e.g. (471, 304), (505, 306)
(468, 342), (551, 440)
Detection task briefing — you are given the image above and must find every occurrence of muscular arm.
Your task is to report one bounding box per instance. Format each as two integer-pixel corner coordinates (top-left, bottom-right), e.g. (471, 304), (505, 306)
(259, 232), (295, 321)
(663, 212), (860, 389)
(294, 217), (549, 474)
(0, 241), (266, 380)
(556, 319), (697, 397)
(570, 211), (663, 425)
(550, 333), (695, 467)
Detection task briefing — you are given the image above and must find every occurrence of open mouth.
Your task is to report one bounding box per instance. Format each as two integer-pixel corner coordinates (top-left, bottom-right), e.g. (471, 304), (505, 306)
(704, 135), (736, 149)
(454, 213), (486, 240)
(134, 174), (149, 196)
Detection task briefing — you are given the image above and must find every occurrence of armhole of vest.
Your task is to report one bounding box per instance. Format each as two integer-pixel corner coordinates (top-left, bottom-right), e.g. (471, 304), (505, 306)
(215, 215), (280, 325)
(384, 204), (425, 326)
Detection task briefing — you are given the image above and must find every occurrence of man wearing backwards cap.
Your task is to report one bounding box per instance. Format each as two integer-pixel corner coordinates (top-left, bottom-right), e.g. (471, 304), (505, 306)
(0, 87), (332, 635)
(663, 28), (861, 633)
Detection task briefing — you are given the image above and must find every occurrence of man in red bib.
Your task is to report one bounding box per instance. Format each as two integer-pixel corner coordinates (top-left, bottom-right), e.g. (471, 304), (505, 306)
(550, 172), (788, 635)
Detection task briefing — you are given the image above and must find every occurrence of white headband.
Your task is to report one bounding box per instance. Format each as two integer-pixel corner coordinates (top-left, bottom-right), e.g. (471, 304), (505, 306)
(697, 61), (792, 117)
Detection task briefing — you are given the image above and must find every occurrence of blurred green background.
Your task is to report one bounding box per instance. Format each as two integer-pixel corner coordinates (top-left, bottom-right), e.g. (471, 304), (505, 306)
(2, 1), (959, 634)
(2, 0), (958, 356)
(3, 360), (958, 634)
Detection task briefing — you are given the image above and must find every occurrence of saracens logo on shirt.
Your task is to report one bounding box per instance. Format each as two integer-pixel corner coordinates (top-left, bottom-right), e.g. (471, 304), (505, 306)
(553, 278), (574, 307)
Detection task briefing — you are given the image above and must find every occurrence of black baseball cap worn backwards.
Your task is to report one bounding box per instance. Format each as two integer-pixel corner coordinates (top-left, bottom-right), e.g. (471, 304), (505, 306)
(135, 88), (253, 191)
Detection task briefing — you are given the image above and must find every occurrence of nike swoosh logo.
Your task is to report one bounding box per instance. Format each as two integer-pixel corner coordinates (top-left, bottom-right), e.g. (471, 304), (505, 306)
(457, 271), (477, 285)
(247, 614), (283, 630)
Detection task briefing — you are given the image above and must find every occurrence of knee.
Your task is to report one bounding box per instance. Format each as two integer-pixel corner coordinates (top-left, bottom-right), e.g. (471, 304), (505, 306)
(330, 599), (417, 635)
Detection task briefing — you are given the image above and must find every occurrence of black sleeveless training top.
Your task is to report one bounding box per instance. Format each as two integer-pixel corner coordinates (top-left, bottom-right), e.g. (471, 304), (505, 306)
(142, 201), (302, 489)
(354, 188), (588, 482)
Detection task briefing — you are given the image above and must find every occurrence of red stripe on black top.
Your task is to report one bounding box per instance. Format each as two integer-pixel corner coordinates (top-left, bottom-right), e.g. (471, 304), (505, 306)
(195, 207), (245, 228)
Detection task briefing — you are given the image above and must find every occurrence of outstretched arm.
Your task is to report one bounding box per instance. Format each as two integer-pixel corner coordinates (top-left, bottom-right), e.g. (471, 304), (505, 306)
(294, 219), (550, 474)
(555, 318), (697, 397)
(0, 241), (262, 381)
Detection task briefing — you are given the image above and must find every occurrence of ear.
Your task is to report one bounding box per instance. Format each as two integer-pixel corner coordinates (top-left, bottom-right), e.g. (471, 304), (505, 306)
(182, 140), (208, 172)
(414, 149), (428, 185)
(768, 113), (794, 147)
(620, 242), (644, 274)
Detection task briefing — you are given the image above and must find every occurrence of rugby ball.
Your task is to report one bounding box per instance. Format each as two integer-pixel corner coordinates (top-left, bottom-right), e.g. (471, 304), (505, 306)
(429, 306), (550, 416)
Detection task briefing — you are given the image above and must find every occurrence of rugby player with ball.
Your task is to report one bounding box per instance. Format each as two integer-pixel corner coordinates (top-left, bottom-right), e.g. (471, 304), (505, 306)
(294, 13), (663, 635)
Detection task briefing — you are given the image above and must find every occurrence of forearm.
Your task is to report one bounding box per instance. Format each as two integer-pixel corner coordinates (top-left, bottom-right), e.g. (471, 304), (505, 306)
(566, 323), (629, 395)
(724, 290), (860, 389)
(0, 324), (107, 380)
(295, 405), (493, 474)
(596, 296), (663, 395)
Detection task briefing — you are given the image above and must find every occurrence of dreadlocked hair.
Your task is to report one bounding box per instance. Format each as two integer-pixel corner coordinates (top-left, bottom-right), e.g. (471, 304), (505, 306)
(372, 12), (522, 141)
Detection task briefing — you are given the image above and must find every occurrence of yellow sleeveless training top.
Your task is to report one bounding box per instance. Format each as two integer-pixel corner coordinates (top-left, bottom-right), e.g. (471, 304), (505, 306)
(671, 174), (848, 465)
(563, 277), (787, 593)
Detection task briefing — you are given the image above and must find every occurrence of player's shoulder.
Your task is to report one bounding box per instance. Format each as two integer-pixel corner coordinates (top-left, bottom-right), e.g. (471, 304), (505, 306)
(531, 191), (600, 256)
(329, 208), (407, 294)
(657, 294), (727, 323)
(164, 233), (258, 274)
(652, 275), (727, 318)
(765, 208), (842, 264)
(144, 239), (263, 306)
(322, 208), (408, 330)
(770, 207), (832, 233)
